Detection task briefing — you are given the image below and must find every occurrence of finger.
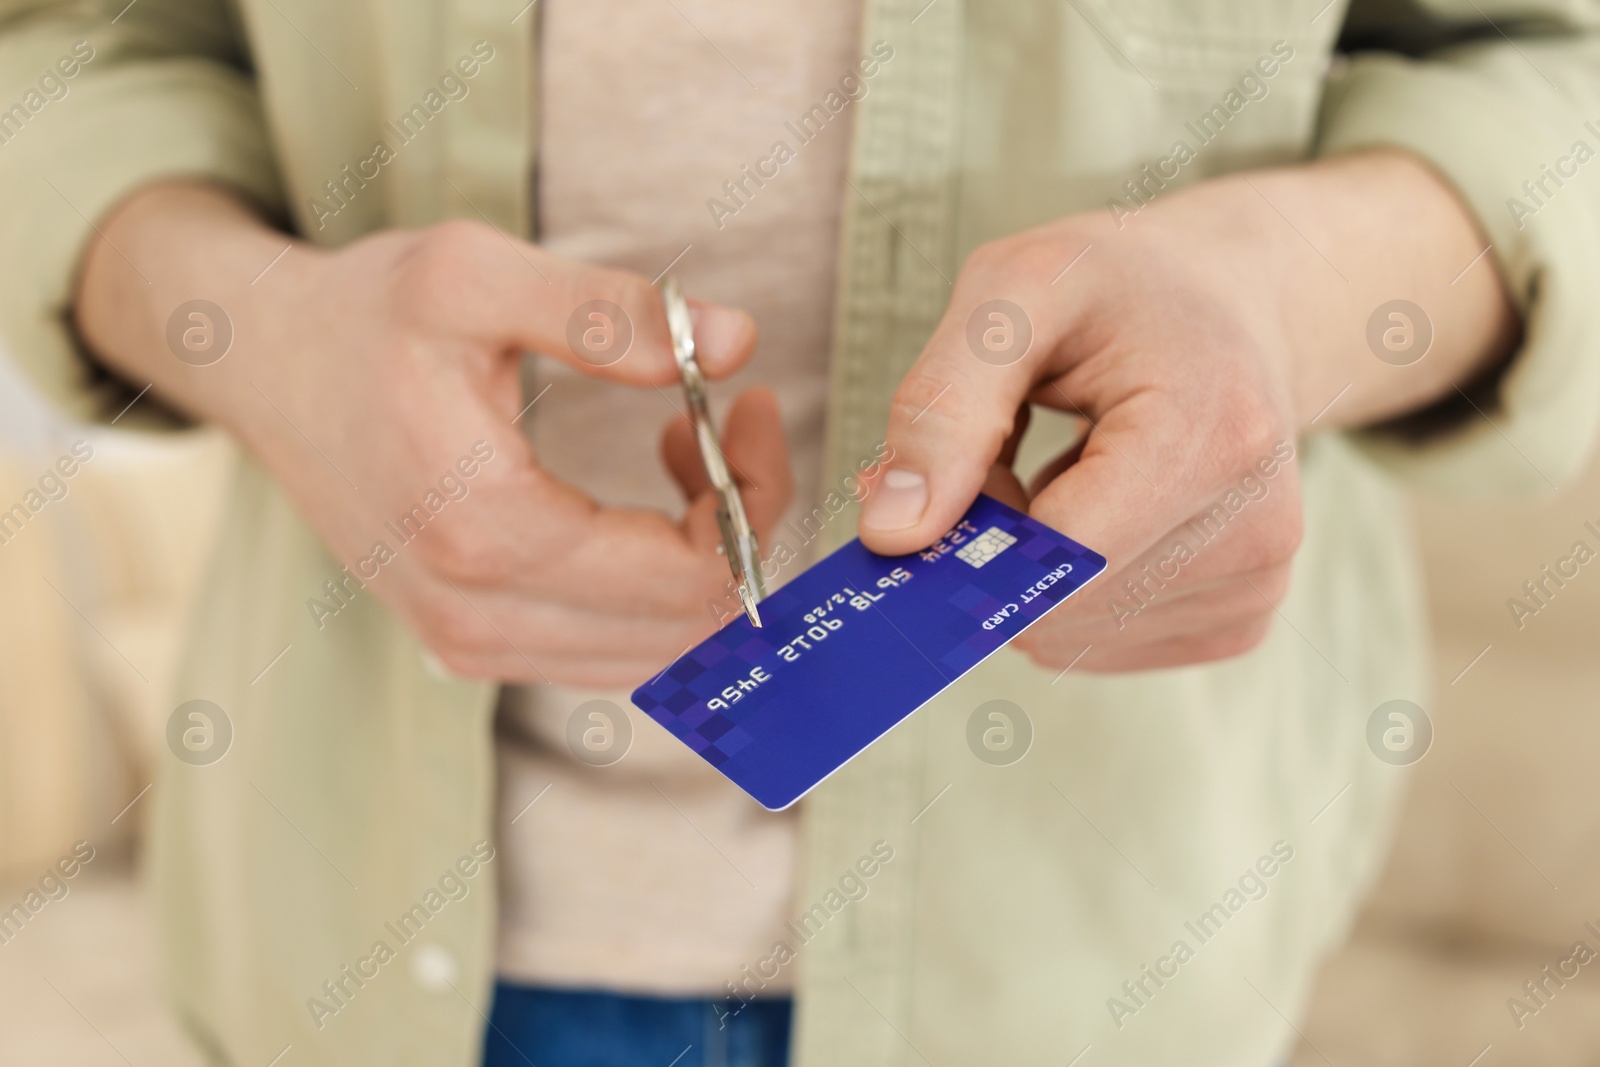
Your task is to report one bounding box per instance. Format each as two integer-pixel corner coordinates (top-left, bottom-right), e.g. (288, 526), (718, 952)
(688, 299), (760, 380)
(1061, 615), (1275, 673)
(721, 388), (793, 538)
(981, 463), (1030, 512)
(975, 405), (1034, 511)
(662, 414), (708, 501)
(433, 644), (698, 689)
(678, 389), (794, 553)
(1103, 503), (1300, 597)
(857, 302), (1040, 554)
(527, 281), (756, 385)
(498, 489), (729, 615)
(410, 540), (726, 684)
(1021, 565), (1289, 648)
(438, 585), (718, 659)
(997, 404), (1031, 469)
(1024, 391), (1195, 578)
(1024, 435), (1086, 498)
(435, 435), (737, 617)
(674, 489), (764, 622)
(416, 222), (757, 385)
(1033, 474), (1301, 627)
(1042, 498), (1298, 629)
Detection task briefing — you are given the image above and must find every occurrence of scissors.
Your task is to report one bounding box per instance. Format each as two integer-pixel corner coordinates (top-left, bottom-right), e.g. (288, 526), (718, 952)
(660, 275), (767, 628)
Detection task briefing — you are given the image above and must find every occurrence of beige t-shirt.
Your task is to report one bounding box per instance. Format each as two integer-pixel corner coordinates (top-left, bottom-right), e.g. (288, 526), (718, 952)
(494, 0), (863, 994)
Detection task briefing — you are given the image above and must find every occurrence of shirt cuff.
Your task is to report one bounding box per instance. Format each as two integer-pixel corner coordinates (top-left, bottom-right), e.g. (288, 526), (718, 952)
(1315, 48), (1600, 495)
(0, 61), (285, 430)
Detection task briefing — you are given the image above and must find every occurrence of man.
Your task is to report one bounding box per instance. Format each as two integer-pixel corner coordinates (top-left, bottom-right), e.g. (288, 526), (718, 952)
(1, 0), (1596, 1064)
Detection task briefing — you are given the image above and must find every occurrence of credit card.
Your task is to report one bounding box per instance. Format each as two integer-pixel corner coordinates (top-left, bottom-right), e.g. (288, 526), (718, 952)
(632, 494), (1107, 810)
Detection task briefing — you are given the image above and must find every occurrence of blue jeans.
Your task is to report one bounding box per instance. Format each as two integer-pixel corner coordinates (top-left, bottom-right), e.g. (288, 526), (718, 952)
(482, 983), (793, 1067)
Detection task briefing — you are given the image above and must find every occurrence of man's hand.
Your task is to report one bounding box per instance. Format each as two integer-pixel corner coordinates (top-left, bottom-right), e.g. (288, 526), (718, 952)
(77, 182), (791, 687)
(859, 151), (1517, 671)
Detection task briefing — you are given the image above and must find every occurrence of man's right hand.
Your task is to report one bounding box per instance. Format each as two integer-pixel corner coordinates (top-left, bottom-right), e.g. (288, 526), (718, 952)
(76, 182), (791, 687)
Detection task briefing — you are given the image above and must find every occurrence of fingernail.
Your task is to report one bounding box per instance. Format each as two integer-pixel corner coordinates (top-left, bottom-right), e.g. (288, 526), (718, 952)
(862, 468), (927, 531)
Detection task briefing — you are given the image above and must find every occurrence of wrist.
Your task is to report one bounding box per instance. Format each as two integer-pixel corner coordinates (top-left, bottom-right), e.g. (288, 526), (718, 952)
(1159, 151), (1515, 434)
(75, 180), (311, 434)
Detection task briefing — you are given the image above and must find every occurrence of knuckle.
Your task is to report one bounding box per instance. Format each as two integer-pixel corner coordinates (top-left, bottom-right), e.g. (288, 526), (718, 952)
(887, 375), (944, 428)
(1264, 509), (1304, 565)
(1250, 565), (1293, 604)
(421, 218), (496, 261)
(1212, 616), (1274, 659)
(889, 372), (1010, 444)
(959, 238), (1002, 274)
(418, 597), (488, 663)
(433, 646), (485, 679)
(1017, 635), (1075, 671)
(393, 220), (496, 313)
(1002, 238), (1063, 287)
(1222, 398), (1284, 463)
(416, 220), (495, 274)
(422, 526), (503, 586)
(961, 235), (1023, 278)
(1233, 518), (1302, 574)
(958, 233), (1061, 292)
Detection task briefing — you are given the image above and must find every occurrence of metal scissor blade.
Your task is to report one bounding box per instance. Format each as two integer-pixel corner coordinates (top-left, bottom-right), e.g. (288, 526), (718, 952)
(737, 583), (763, 629)
(716, 504), (765, 628)
(662, 274), (766, 628)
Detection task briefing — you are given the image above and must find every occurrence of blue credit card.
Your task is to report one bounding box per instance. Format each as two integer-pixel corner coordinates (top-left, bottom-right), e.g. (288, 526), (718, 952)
(631, 494), (1107, 810)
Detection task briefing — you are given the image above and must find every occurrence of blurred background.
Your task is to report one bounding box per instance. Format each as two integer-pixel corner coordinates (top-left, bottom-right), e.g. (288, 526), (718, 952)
(0, 338), (1596, 1066)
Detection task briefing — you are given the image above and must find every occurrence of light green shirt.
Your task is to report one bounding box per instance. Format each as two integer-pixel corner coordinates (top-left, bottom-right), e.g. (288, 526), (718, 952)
(2, 1), (1598, 1064)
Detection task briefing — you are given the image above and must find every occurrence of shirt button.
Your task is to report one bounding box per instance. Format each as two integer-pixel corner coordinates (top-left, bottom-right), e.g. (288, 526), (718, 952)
(410, 943), (459, 991)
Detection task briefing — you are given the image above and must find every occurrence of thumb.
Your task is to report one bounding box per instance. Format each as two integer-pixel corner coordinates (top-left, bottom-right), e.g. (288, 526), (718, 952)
(440, 226), (757, 385)
(857, 302), (1038, 554)
(541, 277), (757, 386)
